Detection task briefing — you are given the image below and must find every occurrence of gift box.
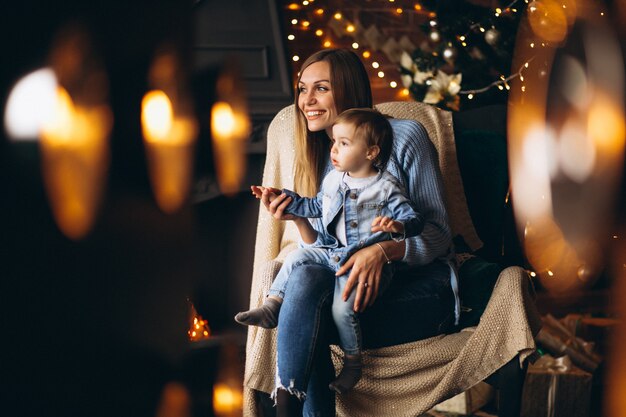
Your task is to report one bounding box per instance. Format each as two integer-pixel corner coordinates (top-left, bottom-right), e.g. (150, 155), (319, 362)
(521, 355), (593, 417)
(433, 381), (494, 415)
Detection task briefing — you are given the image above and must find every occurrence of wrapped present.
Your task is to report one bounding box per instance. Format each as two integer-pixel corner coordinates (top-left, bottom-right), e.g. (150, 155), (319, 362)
(433, 381), (494, 415)
(521, 354), (593, 417)
(537, 314), (602, 373)
(561, 313), (620, 356)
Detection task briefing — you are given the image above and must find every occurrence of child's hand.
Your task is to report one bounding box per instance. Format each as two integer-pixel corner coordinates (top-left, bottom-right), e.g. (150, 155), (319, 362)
(251, 185), (298, 222)
(251, 185), (281, 201)
(371, 216), (405, 234)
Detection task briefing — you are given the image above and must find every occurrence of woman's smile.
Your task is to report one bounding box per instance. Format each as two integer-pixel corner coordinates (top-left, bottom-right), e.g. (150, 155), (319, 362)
(297, 61), (337, 134)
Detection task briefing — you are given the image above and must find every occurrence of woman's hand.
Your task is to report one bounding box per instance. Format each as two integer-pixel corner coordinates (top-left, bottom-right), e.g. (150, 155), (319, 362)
(251, 185), (298, 221)
(335, 245), (386, 312)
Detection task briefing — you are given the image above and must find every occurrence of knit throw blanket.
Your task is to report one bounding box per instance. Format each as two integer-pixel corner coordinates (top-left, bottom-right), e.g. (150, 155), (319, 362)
(243, 102), (541, 417)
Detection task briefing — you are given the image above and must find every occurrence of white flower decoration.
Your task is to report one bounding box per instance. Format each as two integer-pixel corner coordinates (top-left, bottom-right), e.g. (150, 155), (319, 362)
(400, 51), (415, 72)
(413, 70), (434, 85)
(424, 71), (462, 104)
(401, 74), (413, 88)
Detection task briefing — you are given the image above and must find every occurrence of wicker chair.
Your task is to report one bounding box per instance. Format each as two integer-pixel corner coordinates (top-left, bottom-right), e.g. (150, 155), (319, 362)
(242, 101), (542, 417)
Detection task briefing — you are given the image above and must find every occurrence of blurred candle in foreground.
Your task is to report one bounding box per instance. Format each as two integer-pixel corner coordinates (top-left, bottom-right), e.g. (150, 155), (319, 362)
(212, 341), (244, 417)
(39, 86), (111, 240)
(4, 68), (109, 240)
(213, 383), (243, 417)
(210, 68), (251, 196)
(141, 89), (197, 214)
(211, 101), (250, 196)
(508, 0), (624, 293)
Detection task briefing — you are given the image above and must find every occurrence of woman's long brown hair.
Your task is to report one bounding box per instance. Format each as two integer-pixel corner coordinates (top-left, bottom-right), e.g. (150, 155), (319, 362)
(293, 49), (373, 196)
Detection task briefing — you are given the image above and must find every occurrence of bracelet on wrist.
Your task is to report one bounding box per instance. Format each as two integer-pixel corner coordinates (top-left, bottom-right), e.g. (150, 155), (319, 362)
(375, 243), (393, 265)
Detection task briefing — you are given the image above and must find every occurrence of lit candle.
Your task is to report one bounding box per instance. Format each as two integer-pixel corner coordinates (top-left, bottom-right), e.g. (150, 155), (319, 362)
(210, 101), (250, 196)
(141, 90), (197, 213)
(39, 86), (111, 240)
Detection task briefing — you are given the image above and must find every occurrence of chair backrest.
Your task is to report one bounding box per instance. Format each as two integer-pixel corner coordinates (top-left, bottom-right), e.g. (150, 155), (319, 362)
(374, 101), (482, 252)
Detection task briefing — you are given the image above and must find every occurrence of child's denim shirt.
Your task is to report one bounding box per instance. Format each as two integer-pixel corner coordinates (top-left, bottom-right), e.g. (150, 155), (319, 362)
(282, 170), (424, 268)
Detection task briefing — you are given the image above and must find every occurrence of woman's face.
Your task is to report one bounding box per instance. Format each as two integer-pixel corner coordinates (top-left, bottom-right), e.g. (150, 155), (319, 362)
(297, 60), (338, 136)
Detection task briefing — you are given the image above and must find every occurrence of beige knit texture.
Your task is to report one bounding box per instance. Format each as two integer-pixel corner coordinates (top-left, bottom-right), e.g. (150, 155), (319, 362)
(243, 102), (541, 416)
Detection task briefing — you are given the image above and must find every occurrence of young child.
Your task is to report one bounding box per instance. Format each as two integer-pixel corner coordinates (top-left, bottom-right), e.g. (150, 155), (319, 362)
(235, 108), (424, 394)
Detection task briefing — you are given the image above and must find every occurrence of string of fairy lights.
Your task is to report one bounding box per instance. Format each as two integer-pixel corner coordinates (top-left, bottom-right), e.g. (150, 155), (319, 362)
(282, 0), (609, 109)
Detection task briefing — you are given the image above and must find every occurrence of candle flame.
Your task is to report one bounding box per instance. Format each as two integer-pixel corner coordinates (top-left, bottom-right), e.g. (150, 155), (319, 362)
(212, 102), (236, 138)
(141, 90), (174, 143)
(141, 89), (197, 213)
(210, 101), (250, 195)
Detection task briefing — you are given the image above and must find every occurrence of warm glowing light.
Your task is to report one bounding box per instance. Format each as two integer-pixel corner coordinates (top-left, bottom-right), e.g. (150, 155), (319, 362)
(400, 88), (410, 97)
(302, 20), (310, 27)
(142, 90), (173, 142)
(141, 89), (197, 213)
(213, 384), (243, 415)
(288, 3), (299, 10)
(156, 382), (191, 417)
(40, 86), (111, 239)
(396, 8), (403, 14)
(362, 51), (371, 58)
(508, 0), (625, 297)
(211, 100), (251, 195)
(212, 102), (237, 139)
(315, 8), (324, 15)
(188, 301), (211, 341)
(315, 29), (323, 36)
(334, 12), (342, 19)
(527, 0), (568, 43)
(346, 24), (355, 33)
(588, 97), (626, 156)
(414, 4), (422, 11)
(4, 68), (58, 141)
(323, 40), (332, 48)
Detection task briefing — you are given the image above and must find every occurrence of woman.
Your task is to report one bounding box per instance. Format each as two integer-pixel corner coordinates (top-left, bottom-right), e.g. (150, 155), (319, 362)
(247, 49), (458, 416)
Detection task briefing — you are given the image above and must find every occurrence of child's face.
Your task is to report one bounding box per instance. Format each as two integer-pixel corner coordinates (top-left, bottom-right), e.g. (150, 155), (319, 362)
(330, 122), (377, 178)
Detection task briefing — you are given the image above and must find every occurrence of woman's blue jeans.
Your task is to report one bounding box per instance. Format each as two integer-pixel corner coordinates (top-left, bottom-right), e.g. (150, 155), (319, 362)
(275, 259), (454, 417)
